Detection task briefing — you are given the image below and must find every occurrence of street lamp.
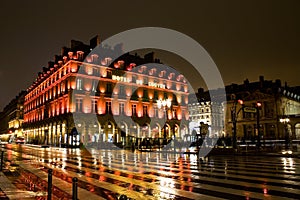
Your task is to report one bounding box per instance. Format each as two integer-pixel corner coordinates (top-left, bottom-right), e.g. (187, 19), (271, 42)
(280, 117), (290, 150)
(231, 99), (244, 149)
(157, 99), (172, 145)
(256, 102), (262, 148)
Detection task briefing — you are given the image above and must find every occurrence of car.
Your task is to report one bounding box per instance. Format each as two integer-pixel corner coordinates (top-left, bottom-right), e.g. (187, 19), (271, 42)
(15, 137), (25, 144)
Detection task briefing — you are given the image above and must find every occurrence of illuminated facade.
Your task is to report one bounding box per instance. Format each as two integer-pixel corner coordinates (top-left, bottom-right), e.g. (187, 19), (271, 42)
(23, 37), (189, 147)
(188, 101), (224, 137)
(0, 91), (26, 142)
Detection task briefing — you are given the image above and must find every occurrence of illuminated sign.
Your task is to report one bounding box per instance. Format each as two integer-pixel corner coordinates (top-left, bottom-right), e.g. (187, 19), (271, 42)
(148, 82), (165, 89)
(243, 107), (257, 113)
(112, 75), (130, 83)
(112, 75), (166, 89)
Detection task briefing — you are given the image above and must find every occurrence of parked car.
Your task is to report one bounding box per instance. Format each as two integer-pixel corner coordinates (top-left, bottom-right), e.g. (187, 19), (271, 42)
(15, 136), (25, 144)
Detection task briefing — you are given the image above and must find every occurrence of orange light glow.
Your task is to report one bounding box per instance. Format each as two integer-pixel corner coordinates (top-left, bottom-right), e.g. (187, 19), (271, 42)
(166, 81), (172, 89)
(82, 96), (92, 113)
(97, 101), (105, 114)
(71, 80), (76, 89)
(70, 63), (78, 72)
(137, 89), (143, 98)
(176, 83), (181, 91)
(84, 79), (92, 91)
(85, 65), (93, 75)
(184, 85), (188, 92)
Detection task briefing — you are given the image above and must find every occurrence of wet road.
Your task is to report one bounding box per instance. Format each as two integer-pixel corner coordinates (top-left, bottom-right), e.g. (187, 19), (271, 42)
(1, 144), (300, 199)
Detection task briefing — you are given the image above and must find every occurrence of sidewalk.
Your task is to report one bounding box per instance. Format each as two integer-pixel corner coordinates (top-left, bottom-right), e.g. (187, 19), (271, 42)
(0, 171), (46, 199)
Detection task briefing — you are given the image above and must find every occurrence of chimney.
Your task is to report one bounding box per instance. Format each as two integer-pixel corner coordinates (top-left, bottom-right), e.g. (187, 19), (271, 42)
(198, 88), (204, 95)
(259, 75), (264, 83)
(90, 35), (100, 49)
(275, 79), (281, 87)
(259, 75), (264, 88)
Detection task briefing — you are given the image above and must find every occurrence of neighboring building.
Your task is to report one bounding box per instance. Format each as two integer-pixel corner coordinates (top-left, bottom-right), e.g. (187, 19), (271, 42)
(188, 101), (224, 137)
(22, 36), (189, 147)
(224, 76), (300, 140)
(0, 91), (26, 142)
(188, 87), (226, 138)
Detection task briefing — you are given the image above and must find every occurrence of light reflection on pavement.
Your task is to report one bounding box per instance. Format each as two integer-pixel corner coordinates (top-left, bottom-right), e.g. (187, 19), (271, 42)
(0, 144), (300, 199)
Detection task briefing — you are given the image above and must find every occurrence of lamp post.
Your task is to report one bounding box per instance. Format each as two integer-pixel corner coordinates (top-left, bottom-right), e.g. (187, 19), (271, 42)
(231, 99), (244, 149)
(280, 117), (290, 150)
(256, 102), (262, 148)
(157, 99), (172, 145)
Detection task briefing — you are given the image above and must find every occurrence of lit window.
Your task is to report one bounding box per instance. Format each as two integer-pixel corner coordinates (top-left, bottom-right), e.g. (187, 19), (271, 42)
(172, 108), (177, 119)
(92, 80), (97, 92)
(76, 79), (82, 90)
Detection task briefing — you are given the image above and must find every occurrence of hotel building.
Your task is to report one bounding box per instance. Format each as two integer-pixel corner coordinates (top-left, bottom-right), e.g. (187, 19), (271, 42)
(22, 36), (189, 148)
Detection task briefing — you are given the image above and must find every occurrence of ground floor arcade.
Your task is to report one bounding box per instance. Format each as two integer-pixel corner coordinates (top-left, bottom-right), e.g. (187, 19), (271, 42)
(22, 114), (190, 148)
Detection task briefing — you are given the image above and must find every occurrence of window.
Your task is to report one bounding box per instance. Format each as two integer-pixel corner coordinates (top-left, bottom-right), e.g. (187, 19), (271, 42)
(154, 91), (158, 99)
(92, 100), (97, 113)
(76, 98), (83, 112)
(132, 104), (137, 116)
(106, 101), (112, 114)
(119, 85), (125, 97)
(154, 107), (158, 117)
(172, 108), (177, 119)
(106, 83), (112, 94)
(143, 89), (148, 100)
(60, 83), (64, 93)
(143, 105), (148, 116)
(93, 68), (99, 76)
(92, 80), (97, 92)
(76, 78), (82, 90)
(119, 103), (125, 115)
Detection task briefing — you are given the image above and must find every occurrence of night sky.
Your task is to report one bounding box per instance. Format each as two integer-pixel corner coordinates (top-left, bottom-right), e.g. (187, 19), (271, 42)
(1, 0), (299, 110)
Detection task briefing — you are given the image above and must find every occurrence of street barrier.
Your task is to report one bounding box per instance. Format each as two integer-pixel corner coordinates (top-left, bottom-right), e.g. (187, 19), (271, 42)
(48, 169), (52, 200)
(72, 177), (78, 200)
(0, 151), (3, 171)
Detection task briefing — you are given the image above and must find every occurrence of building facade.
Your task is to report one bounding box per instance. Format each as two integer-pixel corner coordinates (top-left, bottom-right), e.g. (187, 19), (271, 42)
(0, 91), (26, 142)
(224, 76), (300, 140)
(22, 37), (189, 148)
(188, 101), (224, 137)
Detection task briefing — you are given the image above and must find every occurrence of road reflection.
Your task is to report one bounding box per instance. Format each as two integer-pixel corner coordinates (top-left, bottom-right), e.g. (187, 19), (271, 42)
(1, 144), (300, 199)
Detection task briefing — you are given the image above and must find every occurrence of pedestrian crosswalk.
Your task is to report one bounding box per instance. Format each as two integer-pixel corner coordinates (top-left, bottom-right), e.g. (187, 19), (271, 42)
(4, 145), (300, 199)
